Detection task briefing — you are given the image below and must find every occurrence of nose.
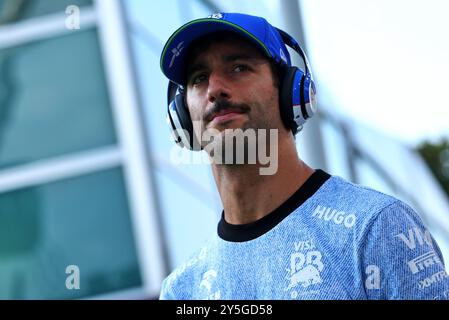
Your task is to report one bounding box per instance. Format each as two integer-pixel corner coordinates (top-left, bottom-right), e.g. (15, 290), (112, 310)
(207, 71), (231, 104)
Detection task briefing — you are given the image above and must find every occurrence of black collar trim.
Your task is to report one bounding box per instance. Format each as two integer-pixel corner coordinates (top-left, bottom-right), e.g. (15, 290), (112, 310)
(217, 169), (331, 242)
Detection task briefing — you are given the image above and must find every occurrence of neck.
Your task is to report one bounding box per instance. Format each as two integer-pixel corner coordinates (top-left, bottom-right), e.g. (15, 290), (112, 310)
(211, 136), (314, 225)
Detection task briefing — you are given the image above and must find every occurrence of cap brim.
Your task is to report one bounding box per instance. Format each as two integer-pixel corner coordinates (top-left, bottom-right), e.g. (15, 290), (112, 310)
(160, 18), (271, 85)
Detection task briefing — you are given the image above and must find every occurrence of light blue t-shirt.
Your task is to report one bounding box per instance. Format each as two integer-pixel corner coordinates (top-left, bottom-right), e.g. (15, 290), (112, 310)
(160, 170), (449, 299)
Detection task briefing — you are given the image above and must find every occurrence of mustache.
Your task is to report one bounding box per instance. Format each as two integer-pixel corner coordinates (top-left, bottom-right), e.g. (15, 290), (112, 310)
(203, 100), (251, 122)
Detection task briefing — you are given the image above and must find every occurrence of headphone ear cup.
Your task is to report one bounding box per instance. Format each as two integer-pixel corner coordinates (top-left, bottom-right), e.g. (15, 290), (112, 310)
(279, 67), (297, 133)
(280, 66), (307, 134)
(167, 101), (184, 147)
(167, 93), (201, 150)
(303, 76), (318, 119)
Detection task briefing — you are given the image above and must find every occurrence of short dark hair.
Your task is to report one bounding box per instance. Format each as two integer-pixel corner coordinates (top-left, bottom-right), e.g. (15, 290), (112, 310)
(184, 31), (284, 88)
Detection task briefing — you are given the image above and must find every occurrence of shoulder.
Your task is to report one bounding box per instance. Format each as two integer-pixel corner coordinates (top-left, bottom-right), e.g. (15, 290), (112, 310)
(318, 174), (433, 249)
(306, 174), (430, 251)
(159, 237), (217, 300)
(322, 175), (398, 211)
(310, 175), (400, 229)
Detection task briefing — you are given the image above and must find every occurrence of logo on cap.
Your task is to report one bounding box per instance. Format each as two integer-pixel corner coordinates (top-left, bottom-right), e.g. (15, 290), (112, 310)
(208, 13), (223, 19)
(169, 41), (185, 68)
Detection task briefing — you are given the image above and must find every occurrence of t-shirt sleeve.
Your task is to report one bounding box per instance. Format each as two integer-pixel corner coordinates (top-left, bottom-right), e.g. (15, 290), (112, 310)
(360, 200), (449, 299)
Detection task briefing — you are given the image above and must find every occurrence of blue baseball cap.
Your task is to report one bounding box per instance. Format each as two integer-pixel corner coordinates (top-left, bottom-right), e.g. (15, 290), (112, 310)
(160, 12), (292, 85)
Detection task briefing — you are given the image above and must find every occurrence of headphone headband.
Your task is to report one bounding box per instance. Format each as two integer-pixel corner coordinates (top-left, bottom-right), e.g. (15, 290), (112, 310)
(274, 28), (313, 81)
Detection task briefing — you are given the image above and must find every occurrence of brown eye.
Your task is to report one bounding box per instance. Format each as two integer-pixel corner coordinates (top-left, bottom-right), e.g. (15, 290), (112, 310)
(191, 73), (207, 85)
(233, 65), (249, 73)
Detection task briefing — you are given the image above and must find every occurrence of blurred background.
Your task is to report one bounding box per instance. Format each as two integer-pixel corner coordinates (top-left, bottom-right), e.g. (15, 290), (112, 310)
(0, 0), (448, 299)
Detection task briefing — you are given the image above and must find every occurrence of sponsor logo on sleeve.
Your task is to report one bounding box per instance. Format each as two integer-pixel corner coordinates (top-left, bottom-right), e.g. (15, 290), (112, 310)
(419, 270), (449, 289)
(312, 205), (356, 229)
(395, 227), (433, 250)
(407, 251), (441, 274)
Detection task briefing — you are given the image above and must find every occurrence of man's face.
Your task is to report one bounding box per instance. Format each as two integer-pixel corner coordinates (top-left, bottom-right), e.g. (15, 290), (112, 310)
(185, 34), (287, 152)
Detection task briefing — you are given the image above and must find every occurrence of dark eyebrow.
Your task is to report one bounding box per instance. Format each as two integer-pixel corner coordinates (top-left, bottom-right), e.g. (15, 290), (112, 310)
(186, 54), (261, 83)
(186, 62), (208, 81)
(222, 54), (257, 62)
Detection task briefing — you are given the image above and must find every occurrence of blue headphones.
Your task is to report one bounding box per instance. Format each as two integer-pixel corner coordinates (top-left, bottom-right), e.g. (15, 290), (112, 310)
(166, 28), (317, 151)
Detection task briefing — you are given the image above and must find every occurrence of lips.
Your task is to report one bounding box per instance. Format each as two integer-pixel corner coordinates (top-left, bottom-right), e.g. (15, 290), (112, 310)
(210, 109), (246, 125)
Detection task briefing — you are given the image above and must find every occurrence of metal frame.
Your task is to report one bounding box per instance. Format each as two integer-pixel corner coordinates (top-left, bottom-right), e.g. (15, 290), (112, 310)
(0, 147), (122, 193)
(0, 0), (166, 299)
(0, 7), (97, 48)
(94, 0), (166, 297)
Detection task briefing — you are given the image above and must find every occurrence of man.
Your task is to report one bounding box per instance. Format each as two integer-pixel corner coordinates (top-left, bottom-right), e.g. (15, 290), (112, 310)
(159, 12), (449, 299)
